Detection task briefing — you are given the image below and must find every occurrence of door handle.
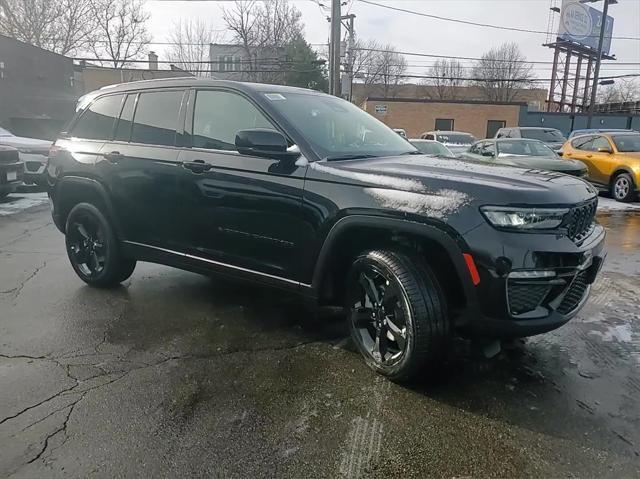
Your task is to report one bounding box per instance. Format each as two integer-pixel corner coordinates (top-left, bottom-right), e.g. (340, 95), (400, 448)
(182, 160), (214, 173)
(586, 154), (593, 158)
(103, 151), (124, 164)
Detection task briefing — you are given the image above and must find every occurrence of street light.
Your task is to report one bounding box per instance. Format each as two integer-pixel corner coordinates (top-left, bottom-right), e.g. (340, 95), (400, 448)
(581, 0), (618, 127)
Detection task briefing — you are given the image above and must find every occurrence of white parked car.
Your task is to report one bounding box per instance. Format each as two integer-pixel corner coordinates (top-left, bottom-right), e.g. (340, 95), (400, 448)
(409, 139), (456, 158)
(0, 127), (51, 185)
(419, 131), (476, 157)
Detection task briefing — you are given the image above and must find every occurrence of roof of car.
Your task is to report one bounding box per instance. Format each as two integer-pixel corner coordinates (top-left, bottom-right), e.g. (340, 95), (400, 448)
(94, 77), (327, 97)
(513, 127), (561, 131)
(425, 130), (474, 135)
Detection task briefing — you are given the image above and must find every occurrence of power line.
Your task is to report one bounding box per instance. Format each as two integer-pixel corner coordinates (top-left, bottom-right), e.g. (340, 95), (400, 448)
(356, 0), (640, 41)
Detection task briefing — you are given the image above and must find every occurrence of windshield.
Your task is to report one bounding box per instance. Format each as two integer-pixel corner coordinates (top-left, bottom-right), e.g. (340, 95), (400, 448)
(0, 127), (12, 136)
(265, 92), (416, 159)
(497, 140), (556, 157)
(410, 140), (455, 157)
(612, 134), (640, 152)
(520, 129), (565, 142)
(436, 133), (475, 145)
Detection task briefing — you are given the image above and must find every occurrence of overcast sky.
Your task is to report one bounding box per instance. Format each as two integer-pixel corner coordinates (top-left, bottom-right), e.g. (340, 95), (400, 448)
(146, 0), (640, 81)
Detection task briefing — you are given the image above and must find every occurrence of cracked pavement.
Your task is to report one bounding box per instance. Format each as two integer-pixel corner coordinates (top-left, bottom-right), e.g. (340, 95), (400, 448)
(1, 202), (640, 478)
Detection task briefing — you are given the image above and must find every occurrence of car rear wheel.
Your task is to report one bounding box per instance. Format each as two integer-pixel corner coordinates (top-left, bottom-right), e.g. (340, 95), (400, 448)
(346, 249), (450, 382)
(611, 173), (636, 203)
(65, 203), (136, 288)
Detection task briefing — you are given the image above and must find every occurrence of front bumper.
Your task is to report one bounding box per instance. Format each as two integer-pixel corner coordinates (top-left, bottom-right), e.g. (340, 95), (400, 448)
(0, 161), (24, 193)
(457, 221), (606, 338)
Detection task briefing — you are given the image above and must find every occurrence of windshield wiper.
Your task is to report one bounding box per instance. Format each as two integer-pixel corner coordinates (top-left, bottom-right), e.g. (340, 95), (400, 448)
(399, 150), (423, 155)
(325, 154), (379, 161)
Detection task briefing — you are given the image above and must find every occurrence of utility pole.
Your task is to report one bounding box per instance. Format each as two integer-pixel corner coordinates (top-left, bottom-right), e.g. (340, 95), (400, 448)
(329, 0), (341, 96)
(586, 0), (613, 128)
(342, 14), (356, 101)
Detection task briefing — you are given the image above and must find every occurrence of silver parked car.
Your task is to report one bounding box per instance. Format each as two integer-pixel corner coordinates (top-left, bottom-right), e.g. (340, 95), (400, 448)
(0, 127), (51, 185)
(409, 139), (456, 158)
(419, 131), (476, 157)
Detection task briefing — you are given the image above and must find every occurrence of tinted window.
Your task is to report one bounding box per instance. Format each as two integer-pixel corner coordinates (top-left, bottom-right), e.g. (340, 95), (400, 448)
(480, 142), (495, 157)
(497, 140), (555, 157)
(71, 94), (123, 140)
(131, 91), (183, 146)
(520, 128), (565, 141)
(572, 136), (594, 150)
(612, 134), (640, 152)
(435, 119), (454, 131)
(410, 140), (454, 158)
(115, 94), (136, 142)
(591, 136), (612, 151)
(192, 90), (274, 151)
(436, 133), (475, 145)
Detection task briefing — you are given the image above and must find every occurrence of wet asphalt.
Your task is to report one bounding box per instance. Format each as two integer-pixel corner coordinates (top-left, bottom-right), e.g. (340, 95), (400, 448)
(1, 197), (639, 478)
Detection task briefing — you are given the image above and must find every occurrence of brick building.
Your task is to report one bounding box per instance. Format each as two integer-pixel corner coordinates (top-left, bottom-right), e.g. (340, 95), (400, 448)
(362, 97), (527, 139)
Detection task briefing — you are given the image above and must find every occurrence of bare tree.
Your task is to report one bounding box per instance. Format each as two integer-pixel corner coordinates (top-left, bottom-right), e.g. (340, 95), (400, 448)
(597, 78), (640, 104)
(351, 40), (407, 96)
(88, 0), (151, 68)
(222, 0), (303, 82)
(0, 0), (95, 55)
(422, 59), (466, 100)
(472, 42), (534, 102)
(167, 20), (219, 76)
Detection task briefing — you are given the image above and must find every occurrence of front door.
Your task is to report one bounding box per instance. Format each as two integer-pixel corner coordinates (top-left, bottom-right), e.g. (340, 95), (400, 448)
(178, 89), (307, 282)
(587, 135), (618, 185)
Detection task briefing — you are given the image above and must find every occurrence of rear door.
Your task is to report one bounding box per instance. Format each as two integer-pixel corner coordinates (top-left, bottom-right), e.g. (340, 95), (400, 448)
(98, 88), (190, 250)
(566, 136), (597, 181)
(178, 88), (307, 282)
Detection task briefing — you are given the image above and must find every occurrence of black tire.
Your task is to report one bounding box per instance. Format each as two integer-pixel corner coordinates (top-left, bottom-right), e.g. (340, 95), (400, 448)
(611, 172), (636, 203)
(346, 249), (450, 382)
(65, 203), (136, 288)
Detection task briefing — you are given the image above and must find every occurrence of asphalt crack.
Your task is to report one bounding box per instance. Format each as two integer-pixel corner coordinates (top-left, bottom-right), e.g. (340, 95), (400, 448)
(0, 261), (47, 296)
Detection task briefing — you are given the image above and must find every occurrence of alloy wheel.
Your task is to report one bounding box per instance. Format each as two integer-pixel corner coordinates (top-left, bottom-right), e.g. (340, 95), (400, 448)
(614, 176), (630, 200)
(349, 264), (410, 365)
(67, 214), (107, 277)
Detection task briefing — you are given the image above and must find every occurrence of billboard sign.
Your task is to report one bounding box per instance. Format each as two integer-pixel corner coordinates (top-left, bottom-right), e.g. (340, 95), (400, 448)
(558, 0), (614, 55)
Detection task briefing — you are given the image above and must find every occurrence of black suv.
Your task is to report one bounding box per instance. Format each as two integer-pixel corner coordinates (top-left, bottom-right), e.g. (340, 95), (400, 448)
(48, 79), (605, 381)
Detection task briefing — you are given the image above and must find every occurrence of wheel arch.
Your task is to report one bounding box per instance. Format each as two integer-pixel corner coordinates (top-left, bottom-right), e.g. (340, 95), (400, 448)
(609, 166), (636, 186)
(312, 215), (476, 311)
(53, 176), (122, 236)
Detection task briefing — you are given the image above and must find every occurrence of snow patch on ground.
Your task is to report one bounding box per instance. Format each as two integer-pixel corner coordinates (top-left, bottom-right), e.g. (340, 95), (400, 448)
(0, 192), (49, 216)
(589, 323), (634, 343)
(597, 196), (640, 212)
(366, 188), (470, 219)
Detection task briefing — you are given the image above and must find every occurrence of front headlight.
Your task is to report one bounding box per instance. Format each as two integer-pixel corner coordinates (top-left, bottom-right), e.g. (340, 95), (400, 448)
(481, 206), (568, 230)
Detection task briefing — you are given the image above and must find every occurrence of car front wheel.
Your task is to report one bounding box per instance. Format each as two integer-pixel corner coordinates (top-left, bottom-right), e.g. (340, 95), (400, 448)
(611, 173), (636, 203)
(346, 249), (450, 382)
(65, 203), (136, 288)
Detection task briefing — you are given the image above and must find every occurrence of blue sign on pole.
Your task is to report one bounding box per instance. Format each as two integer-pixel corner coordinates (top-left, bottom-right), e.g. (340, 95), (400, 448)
(557, 0), (614, 55)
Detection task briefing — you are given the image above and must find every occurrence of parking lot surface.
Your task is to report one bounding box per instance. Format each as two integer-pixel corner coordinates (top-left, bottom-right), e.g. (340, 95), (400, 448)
(1, 195), (639, 478)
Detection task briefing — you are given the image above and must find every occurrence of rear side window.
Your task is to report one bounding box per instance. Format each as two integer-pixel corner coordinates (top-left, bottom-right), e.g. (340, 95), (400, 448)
(131, 91), (184, 146)
(591, 136), (611, 151)
(115, 94), (136, 142)
(71, 94), (124, 140)
(192, 90), (274, 151)
(572, 136), (594, 150)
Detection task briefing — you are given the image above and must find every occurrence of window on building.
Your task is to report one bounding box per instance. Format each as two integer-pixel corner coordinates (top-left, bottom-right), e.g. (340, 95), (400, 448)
(218, 55), (242, 72)
(114, 94), (136, 142)
(70, 94), (124, 140)
(434, 119), (454, 131)
(130, 90), (184, 146)
(487, 120), (506, 139)
(192, 90), (275, 151)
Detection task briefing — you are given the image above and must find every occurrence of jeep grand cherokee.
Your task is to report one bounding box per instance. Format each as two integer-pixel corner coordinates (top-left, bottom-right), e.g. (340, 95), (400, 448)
(48, 79), (605, 382)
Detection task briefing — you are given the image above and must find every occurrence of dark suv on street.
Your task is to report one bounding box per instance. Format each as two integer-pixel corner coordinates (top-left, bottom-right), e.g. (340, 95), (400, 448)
(48, 79), (605, 381)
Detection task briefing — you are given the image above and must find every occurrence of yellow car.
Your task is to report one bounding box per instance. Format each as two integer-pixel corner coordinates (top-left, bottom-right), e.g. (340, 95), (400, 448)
(561, 132), (640, 202)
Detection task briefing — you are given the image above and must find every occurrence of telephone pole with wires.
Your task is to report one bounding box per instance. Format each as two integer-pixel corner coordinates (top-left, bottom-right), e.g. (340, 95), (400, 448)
(329, 0), (342, 96)
(342, 13), (356, 101)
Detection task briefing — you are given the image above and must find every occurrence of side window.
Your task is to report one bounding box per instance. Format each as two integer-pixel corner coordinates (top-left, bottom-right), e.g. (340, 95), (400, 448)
(572, 136), (594, 151)
(469, 142), (481, 154)
(114, 94), (136, 142)
(591, 136), (611, 151)
(131, 90), (184, 146)
(426, 134), (434, 140)
(480, 142), (495, 157)
(192, 90), (275, 151)
(71, 94), (124, 140)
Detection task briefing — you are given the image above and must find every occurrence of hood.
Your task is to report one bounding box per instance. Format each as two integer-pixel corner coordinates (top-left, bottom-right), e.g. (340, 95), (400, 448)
(0, 135), (51, 152)
(502, 156), (586, 172)
(307, 155), (597, 209)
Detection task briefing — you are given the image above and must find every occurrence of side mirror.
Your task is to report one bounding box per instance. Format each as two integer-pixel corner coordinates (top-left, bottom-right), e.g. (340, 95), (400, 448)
(557, 151), (564, 157)
(235, 128), (300, 161)
(481, 150), (494, 158)
(597, 146), (612, 154)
